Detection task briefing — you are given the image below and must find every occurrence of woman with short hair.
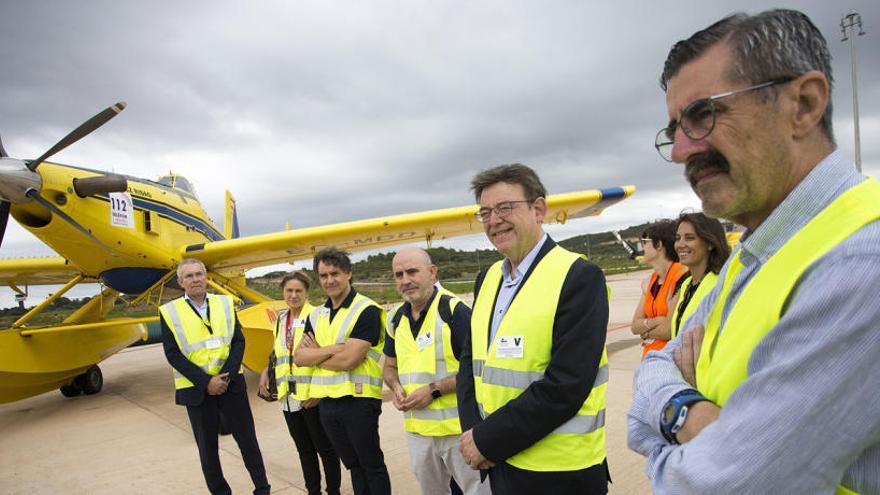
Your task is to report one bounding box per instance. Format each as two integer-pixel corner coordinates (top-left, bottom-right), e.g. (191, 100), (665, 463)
(259, 271), (341, 495)
(631, 220), (690, 358)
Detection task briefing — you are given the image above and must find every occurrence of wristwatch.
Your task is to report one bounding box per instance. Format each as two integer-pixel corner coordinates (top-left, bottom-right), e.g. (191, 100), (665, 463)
(660, 389), (708, 444)
(429, 382), (442, 400)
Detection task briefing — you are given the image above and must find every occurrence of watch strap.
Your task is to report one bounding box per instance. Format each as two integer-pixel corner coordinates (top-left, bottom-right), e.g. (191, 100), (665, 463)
(661, 388), (708, 444)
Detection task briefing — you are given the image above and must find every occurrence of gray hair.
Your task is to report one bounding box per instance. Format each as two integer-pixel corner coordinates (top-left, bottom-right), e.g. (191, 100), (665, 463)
(177, 258), (206, 279)
(660, 9), (834, 144)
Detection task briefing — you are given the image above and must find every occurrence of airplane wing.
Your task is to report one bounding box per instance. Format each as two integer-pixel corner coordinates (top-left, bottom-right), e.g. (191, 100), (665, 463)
(185, 185), (635, 273)
(0, 256), (86, 287)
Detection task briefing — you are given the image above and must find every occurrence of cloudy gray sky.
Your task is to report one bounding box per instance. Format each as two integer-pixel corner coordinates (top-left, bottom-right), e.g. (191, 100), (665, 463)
(1, 0), (877, 306)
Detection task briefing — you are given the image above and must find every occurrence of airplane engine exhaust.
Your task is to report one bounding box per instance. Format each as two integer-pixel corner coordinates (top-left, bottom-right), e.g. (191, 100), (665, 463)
(73, 175), (128, 197)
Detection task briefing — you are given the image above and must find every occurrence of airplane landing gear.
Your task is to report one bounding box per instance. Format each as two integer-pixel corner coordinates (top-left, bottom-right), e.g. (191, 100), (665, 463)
(59, 365), (103, 397)
(60, 383), (81, 397)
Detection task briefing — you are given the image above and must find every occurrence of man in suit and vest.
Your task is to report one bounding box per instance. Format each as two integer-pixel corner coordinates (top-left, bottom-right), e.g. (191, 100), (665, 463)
(160, 258), (269, 495)
(628, 9), (880, 493)
(383, 247), (489, 495)
(456, 164), (610, 494)
(293, 247), (391, 495)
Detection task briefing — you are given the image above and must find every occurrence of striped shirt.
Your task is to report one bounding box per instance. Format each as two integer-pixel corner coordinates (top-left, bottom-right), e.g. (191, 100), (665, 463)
(627, 150), (880, 494)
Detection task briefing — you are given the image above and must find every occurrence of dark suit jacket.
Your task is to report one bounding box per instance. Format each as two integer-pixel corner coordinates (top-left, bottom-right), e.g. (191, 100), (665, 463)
(160, 296), (247, 406)
(456, 237), (609, 463)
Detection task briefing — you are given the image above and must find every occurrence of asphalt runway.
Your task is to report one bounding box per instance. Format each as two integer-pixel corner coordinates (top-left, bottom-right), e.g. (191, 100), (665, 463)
(0, 270), (653, 494)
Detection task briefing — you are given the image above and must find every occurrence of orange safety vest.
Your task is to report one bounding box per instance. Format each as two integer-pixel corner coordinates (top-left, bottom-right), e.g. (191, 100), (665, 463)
(642, 261), (688, 357)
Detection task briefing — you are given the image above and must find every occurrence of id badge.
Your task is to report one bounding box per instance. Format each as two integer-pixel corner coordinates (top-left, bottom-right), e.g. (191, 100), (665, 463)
(416, 331), (434, 351)
(495, 336), (524, 358)
(205, 338), (222, 350)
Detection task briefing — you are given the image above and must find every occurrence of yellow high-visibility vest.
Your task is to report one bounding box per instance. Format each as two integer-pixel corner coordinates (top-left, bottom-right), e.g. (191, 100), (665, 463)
(159, 294), (240, 389)
(307, 292), (386, 400)
(472, 246), (608, 472)
(273, 302), (315, 401)
(388, 293), (463, 436)
(696, 179), (880, 495)
(669, 271), (718, 339)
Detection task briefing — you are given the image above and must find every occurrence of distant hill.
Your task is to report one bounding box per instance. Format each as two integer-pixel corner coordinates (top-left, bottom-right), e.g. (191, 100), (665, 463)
(247, 221), (655, 303)
(1, 222), (654, 325)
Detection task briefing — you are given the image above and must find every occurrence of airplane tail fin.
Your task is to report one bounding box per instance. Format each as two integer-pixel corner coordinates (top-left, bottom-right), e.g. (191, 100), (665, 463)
(224, 190), (240, 239)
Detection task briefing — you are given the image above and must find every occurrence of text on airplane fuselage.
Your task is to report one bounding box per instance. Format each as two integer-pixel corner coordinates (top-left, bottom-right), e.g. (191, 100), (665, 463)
(127, 186), (153, 199)
(352, 232), (418, 245)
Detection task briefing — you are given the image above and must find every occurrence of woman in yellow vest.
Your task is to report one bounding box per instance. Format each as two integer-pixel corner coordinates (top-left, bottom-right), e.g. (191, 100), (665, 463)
(631, 220), (689, 357)
(670, 213), (730, 339)
(259, 272), (341, 495)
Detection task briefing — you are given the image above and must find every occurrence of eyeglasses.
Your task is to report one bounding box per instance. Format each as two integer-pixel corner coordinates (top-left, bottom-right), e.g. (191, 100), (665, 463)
(654, 78), (794, 162)
(475, 200), (532, 223)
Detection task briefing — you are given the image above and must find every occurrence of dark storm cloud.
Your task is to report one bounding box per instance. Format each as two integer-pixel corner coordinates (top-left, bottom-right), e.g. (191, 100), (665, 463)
(0, 0), (876, 264)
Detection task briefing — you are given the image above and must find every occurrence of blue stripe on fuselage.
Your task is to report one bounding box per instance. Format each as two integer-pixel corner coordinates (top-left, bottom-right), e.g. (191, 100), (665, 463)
(93, 193), (224, 242)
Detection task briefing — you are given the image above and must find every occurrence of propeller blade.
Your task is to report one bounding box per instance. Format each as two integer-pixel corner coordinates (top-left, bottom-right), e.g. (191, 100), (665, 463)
(0, 200), (9, 248)
(0, 135), (8, 158)
(24, 189), (115, 254)
(27, 101), (127, 172)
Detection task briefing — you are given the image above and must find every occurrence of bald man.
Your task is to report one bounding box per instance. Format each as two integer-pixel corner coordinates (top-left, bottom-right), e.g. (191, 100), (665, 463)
(383, 248), (488, 495)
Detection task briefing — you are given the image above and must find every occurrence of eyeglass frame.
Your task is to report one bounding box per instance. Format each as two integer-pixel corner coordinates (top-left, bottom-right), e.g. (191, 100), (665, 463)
(475, 199), (535, 223)
(654, 77), (795, 162)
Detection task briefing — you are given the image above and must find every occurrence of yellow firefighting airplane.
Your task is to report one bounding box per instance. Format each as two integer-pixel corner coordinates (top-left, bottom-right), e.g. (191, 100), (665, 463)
(0, 102), (635, 404)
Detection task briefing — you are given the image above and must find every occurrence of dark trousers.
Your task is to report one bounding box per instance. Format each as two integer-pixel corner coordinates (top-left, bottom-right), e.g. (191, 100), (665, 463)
(283, 406), (342, 495)
(319, 397), (391, 495)
(186, 390), (270, 495)
(488, 460), (608, 495)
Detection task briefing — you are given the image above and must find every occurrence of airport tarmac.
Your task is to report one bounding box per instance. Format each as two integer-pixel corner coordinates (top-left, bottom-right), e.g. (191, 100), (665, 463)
(0, 270), (652, 494)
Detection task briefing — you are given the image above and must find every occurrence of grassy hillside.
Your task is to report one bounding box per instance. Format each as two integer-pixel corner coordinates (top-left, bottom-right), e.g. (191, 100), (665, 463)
(2, 222), (652, 326)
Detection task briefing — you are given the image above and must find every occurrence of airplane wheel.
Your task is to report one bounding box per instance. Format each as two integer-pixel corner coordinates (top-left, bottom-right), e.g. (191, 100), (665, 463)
(75, 365), (103, 395)
(219, 412), (232, 436)
(60, 383), (82, 398)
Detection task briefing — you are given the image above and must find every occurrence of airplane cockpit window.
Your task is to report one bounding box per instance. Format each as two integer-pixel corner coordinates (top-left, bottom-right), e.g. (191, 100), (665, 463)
(156, 174), (198, 199)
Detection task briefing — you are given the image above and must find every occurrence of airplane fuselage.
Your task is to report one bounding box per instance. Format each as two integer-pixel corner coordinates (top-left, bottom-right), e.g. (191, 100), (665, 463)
(9, 162), (223, 293)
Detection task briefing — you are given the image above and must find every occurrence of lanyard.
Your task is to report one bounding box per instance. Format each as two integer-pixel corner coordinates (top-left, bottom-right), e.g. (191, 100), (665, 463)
(185, 299), (213, 334)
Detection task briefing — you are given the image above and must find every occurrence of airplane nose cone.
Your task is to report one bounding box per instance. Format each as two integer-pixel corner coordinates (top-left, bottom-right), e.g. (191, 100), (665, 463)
(0, 157), (42, 203)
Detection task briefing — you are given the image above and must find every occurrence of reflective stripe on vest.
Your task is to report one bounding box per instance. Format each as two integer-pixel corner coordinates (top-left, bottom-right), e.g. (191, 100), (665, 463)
(695, 179), (880, 495)
(389, 294), (463, 436)
(471, 245), (607, 472)
(273, 303), (315, 401)
(307, 293), (386, 400)
(160, 294), (239, 389)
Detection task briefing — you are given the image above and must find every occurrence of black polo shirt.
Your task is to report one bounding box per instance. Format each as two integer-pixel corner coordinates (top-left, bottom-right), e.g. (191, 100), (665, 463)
(382, 287), (470, 360)
(303, 288), (382, 346)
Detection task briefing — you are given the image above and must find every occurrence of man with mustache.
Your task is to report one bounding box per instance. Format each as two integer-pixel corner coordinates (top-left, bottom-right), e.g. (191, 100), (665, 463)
(383, 247), (488, 495)
(457, 164), (610, 494)
(628, 9), (880, 493)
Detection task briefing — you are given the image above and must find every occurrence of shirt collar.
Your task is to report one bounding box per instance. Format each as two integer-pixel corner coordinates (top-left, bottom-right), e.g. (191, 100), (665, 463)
(323, 287), (357, 309)
(740, 149), (857, 264)
(501, 233), (548, 283)
(184, 293), (208, 309)
(401, 286), (438, 322)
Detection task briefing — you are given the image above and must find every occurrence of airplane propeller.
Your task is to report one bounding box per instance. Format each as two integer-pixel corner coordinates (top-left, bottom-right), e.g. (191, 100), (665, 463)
(24, 189), (114, 253)
(27, 102), (126, 172)
(0, 102), (127, 249)
(0, 201), (9, 248)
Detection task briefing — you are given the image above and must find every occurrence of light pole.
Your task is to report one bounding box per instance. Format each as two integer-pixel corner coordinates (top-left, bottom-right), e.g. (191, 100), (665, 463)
(841, 11), (865, 172)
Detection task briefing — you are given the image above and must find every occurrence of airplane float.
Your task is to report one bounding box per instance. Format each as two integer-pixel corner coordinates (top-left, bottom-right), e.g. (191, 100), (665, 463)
(0, 102), (635, 404)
